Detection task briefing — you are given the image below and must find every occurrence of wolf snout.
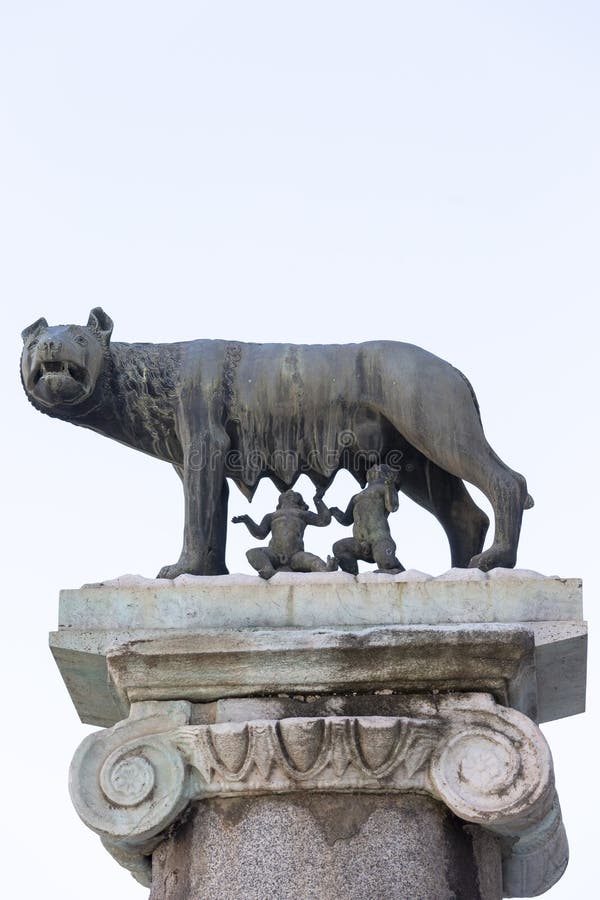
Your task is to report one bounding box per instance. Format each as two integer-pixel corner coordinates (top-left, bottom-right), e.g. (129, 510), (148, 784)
(39, 338), (63, 357)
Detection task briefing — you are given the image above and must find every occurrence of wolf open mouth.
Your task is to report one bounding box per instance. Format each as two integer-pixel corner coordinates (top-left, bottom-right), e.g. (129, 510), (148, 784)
(33, 360), (87, 385)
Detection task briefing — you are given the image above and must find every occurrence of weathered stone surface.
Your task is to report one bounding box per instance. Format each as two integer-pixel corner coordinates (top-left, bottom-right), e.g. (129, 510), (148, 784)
(68, 693), (567, 897)
(50, 570), (586, 727)
(105, 625), (537, 721)
(150, 794), (503, 900)
(534, 626), (588, 722)
(59, 569), (582, 630)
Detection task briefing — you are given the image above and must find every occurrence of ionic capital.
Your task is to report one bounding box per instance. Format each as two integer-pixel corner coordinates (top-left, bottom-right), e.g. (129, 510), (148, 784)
(69, 694), (566, 895)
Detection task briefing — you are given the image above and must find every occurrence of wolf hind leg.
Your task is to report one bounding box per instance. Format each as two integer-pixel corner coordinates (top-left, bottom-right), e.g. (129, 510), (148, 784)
(398, 456), (489, 568)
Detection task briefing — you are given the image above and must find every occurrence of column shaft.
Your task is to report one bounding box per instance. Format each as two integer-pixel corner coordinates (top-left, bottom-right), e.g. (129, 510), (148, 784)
(150, 794), (503, 900)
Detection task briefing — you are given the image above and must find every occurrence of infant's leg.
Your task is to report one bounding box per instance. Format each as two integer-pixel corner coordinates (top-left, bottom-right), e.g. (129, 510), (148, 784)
(371, 538), (404, 574)
(290, 551), (337, 573)
(246, 547), (278, 580)
(332, 538), (369, 575)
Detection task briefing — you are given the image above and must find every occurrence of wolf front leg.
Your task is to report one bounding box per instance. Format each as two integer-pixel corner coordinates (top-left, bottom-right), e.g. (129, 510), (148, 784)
(158, 428), (231, 578)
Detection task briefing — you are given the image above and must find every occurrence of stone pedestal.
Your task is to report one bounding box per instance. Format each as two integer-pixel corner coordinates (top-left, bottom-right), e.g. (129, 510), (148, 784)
(52, 569), (586, 898)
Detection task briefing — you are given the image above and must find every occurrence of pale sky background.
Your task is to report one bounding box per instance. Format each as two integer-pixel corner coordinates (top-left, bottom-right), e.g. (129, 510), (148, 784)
(1, 2), (598, 897)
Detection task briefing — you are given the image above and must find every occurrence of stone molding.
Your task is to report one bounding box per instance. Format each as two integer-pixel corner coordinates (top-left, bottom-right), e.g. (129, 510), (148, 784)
(105, 625), (538, 721)
(69, 694), (567, 897)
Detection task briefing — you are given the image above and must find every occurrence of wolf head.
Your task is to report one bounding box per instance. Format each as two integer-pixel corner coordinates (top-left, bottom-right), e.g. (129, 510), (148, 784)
(21, 308), (113, 411)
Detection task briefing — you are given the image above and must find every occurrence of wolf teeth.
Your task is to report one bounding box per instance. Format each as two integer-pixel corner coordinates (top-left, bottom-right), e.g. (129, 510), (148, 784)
(42, 361), (65, 373)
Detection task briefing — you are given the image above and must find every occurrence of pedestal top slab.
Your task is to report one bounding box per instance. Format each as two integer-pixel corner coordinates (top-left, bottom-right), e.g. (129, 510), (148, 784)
(59, 568), (582, 630)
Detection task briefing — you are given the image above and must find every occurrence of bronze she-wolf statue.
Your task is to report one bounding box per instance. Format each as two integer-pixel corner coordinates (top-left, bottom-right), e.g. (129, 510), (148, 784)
(21, 308), (532, 577)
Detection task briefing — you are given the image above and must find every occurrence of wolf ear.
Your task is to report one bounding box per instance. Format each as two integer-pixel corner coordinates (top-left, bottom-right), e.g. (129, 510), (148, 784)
(21, 317), (48, 344)
(87, 307), (114, 345)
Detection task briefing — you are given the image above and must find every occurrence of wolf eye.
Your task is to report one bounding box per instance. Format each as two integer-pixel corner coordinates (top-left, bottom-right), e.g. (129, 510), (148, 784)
(75, 335), (88, 345)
